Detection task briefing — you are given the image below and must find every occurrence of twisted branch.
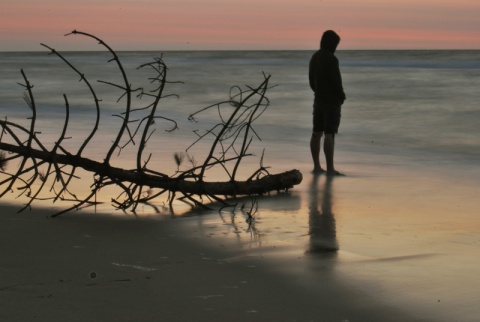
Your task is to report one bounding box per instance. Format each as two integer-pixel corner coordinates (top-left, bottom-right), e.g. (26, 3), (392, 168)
(0, 31), (302, 216)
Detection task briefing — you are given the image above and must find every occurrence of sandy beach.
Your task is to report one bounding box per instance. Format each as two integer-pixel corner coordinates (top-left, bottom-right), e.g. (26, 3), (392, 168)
(1, 155), (479, 322)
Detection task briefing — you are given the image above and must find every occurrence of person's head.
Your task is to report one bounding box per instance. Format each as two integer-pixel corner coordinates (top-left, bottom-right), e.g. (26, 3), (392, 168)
(320, 30), (341, 53)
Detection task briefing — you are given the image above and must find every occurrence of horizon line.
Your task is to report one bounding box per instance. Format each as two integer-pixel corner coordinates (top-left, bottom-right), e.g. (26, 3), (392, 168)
(1, 48), (480, 53)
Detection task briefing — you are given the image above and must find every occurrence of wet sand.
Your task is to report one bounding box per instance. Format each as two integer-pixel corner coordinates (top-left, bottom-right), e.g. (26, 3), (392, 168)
(1, 160), (479, 321)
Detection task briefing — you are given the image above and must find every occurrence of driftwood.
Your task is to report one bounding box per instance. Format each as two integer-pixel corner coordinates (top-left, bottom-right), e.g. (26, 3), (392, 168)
(0, 30), (302, 216)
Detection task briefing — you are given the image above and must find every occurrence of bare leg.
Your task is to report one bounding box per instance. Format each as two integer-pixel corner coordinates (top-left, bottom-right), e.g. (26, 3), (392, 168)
(310, 132), (325, 174)
(324, 133), (342, 176)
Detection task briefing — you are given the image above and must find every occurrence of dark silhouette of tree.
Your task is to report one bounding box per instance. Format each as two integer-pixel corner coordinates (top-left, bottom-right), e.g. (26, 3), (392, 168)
(0, 31), (302, 217)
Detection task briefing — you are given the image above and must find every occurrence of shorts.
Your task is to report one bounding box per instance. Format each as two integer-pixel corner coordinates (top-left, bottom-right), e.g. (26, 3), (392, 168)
(312, 103), (341, 134)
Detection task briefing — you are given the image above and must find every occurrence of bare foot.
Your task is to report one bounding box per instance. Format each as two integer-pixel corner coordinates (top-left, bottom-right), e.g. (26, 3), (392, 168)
(312, 168), (326, 175)
(326, 170), (344, 176)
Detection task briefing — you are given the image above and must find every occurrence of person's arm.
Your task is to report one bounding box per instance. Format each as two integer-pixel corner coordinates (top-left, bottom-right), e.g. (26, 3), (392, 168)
(332, 57), (346, 104)
(309, 56), (316, 92)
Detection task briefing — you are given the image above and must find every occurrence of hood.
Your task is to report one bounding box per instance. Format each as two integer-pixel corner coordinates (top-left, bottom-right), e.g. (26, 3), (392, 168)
(320, 30), (341, 54)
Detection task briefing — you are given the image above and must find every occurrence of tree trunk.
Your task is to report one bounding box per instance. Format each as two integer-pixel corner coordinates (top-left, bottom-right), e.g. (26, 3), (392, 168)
(0, 142), (302, 196)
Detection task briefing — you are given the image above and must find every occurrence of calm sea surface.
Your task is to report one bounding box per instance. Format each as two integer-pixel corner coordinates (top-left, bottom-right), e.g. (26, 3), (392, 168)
(1, 50), (480, 205)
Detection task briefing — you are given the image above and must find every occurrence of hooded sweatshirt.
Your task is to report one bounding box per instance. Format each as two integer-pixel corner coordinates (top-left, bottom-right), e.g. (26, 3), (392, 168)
(309, 32), (346, 106)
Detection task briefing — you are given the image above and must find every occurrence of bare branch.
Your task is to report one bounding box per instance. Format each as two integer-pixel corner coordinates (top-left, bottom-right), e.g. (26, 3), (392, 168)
(0, 31), (302, 216)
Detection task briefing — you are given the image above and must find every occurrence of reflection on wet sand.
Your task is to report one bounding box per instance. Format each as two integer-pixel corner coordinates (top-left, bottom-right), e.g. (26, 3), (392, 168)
(307, 174), (338, 255)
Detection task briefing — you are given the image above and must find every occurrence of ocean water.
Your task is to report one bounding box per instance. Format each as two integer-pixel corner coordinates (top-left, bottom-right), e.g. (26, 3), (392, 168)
(2, 50), (480, 180)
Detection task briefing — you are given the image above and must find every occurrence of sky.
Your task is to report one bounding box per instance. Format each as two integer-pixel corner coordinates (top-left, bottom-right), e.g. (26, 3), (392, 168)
(1, 0), (480, 51)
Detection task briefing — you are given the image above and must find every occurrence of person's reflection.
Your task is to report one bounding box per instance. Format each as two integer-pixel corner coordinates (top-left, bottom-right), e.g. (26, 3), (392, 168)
(307, 174), (338, 254)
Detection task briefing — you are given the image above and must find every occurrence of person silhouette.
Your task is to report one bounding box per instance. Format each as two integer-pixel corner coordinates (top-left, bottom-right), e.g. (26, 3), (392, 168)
(309, 30), (346, 176)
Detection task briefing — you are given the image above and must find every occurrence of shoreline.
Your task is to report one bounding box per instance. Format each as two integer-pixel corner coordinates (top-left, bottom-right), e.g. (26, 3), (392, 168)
(1, 159), (479, 321)
(1, 205), (422, 322)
